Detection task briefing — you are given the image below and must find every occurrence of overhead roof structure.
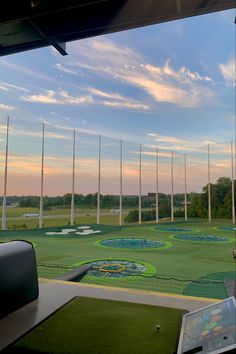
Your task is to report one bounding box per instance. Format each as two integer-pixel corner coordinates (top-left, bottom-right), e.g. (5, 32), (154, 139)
(0, 0), (235, 56)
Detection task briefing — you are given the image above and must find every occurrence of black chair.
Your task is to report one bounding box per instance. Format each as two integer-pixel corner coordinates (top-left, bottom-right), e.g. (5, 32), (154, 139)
(0, 240), (39, 319)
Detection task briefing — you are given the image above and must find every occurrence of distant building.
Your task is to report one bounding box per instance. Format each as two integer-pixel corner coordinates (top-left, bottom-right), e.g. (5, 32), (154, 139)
(7, 203), (19, 208)
(21, 213), (39, 218)
(147, 193), (156, 198)
(110, 209), (120, 214)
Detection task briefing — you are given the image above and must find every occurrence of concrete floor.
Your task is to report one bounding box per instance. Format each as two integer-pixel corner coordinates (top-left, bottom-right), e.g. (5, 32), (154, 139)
(0, 278), (219, 352)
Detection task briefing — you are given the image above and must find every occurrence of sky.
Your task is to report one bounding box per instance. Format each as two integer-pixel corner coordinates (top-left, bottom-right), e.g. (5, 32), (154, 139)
(0, 9), (235, 196)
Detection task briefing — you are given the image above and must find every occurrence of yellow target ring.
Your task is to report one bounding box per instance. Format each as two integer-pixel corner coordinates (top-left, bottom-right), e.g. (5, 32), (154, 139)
(99, 263), (126, 273)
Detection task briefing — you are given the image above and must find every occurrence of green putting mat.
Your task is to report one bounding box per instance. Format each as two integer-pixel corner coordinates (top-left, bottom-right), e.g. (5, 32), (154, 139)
(3, 297), (185, 354)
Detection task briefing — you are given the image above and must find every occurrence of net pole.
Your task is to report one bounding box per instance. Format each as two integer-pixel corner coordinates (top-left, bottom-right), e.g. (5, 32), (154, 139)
(139, 144), (142, 224)
(39, 123), (45, 229)
(2, 116), (9, 230)
(70, 129), (76, 225)
(231, 141), (235, 224)
(184, 153), (188, 221)
(97, 134), (101, 224)
(119, 139), (123, 225)
(171, 150), (174, 222)
(208, 143), (211, 223)
(156, 147), (159, 223)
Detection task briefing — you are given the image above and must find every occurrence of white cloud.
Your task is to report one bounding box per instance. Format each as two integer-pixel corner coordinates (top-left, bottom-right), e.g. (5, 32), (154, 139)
(61, 38), (215, 108)
(178, 66), (213, 82)
(23, 90), (60, 104)
(219, 58), (235, 86)
(0, 103), (15, 111)
(87, 88), (124, 100)
(0, 60), (59, 84)
(130, 149), (171, 159)
(87, 87), (150, 110)
(22, 89), (93, 105)
(22, 86), (149, 111)
(142, 62), (213, 83)
(146, 133), (221, 152)
(53, 63), (78, 75)
(0, 121), (73, 142)
(102, 100), (149, 110)
(0, 82), (29, 92)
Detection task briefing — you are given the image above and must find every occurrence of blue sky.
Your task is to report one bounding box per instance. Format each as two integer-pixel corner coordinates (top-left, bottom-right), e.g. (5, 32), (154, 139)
(0, 9), (235, 196)
(0, 9), (235, 151)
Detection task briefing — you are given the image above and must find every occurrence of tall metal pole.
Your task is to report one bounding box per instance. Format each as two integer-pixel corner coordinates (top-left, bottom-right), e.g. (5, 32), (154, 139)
(2, 116), (9, 230)
(156, 147), (159, 223)
(231, 141), (235, 224)
(139, 144), (142, 224)
(208, 143), (211, 223)
(71, 130), (76, 225)
(171, 150), (174, 222)
(39, 123), (45, 229)
(97, 134), (101, 224)
(119, 140), (123, 226)
(184, 153), (188, 221)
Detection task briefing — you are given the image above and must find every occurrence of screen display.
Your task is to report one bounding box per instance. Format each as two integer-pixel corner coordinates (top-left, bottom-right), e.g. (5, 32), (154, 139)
(178, 297), (236, 354)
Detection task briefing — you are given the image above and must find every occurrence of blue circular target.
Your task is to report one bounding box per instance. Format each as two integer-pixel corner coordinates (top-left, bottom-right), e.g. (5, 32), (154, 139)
(153, 226), (195, 232)
(99, 238), (170, 249)
(171, 234), (231, 243)
(218, 226), (236, 232)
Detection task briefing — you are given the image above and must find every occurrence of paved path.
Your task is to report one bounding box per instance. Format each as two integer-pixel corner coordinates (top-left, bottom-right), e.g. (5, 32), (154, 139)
(45, 278), (219, 311)
(0, 278), (219, 351)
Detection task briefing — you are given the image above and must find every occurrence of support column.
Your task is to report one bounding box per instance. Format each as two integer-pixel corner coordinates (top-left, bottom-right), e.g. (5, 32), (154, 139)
(156, 147), (159, 223)
(184, 153), (188, 221)
(71, 130), (76, 225)
(119, 140), (123, 226)
(39, 123), (45, 229)
(231, 141), (235, 224)
(171, 150), (174, 222)
(139, 144), (142, 224)
(2, 116), (9, 230)
(208, 143), (211, 223)
(97, 134), (101, 224)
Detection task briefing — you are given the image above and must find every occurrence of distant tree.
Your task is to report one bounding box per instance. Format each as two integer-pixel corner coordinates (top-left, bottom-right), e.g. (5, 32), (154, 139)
(189, 177), (234, 219)
(125, 209), (139, 223)
(19, 196), (39, 208)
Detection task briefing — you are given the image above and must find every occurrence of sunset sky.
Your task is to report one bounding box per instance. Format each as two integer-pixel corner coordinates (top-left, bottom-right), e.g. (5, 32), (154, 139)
(0, 9), (235, 196)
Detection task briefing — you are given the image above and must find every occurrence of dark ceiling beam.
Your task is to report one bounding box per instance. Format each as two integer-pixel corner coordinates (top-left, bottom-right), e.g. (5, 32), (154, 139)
(28, 19), (68, 55)
(0, 0), (235, 57)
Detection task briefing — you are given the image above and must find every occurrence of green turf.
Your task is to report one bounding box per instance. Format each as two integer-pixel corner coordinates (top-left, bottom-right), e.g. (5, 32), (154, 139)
(3, 297), (185, 354)
(0, 220), (235, 298)
(183, 271), (235, 298)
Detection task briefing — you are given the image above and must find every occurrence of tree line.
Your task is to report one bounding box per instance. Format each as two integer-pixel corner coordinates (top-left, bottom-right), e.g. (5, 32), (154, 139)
(2, 177), (234, 220)
(188, 177), (235, 219)
(125, 177), (235, 222)
(3, 193), (184, 209)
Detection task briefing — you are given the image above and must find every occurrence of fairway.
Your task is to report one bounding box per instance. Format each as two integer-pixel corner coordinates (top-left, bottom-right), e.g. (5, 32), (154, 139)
(2, 297), (185, 354)
(0, 220), (235, 299)
(0, 207), (130, 229)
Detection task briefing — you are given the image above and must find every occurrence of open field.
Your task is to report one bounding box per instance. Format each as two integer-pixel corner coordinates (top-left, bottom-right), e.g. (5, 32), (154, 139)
(1, 206), (234, 229)
(0, 207), (132, 228)
(0, 220), (235, 299)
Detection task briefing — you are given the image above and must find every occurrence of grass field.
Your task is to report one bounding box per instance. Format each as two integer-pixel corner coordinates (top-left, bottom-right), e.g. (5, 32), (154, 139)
(0, 207), (132, 228)
(0, 220), (235, 299)
(2, 297), (185, 354)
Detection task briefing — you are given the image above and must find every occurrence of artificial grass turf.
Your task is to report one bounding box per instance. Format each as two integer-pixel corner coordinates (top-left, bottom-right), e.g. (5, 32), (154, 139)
(3, 297), (185, 354)
(0, 220), (234, 297)
(183, 271), (235, 298)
